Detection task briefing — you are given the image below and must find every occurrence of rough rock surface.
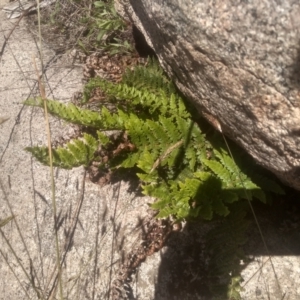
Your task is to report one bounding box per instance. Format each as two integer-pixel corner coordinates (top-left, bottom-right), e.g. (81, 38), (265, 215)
(1, 1), (300, 299)
(115, 0), (300, 191)
(0, 3), (154, 299)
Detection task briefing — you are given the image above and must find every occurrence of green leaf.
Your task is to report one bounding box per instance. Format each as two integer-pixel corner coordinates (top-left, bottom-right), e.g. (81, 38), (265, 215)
(25, 60), (284, 234)
(97, 131), (110, 146)
(202, 159), (233, 185)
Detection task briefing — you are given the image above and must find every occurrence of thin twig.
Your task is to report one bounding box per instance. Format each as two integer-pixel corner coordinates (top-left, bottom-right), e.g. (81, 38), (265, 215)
(32, 56), (63, 299)
(0, 175), (45, 299)
(0, 248), (32, 300)
(35, 0), (65, 297)
(222, 133), (283, 298)
(45, 171), (87, 299)
(150, 140), (184, 173)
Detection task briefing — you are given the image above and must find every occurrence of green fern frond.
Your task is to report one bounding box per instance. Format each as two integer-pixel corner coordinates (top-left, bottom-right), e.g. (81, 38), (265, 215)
(185, 146), (197, 171)
(122, 59), (176, 97)
(159, 116), (182, 144)
(203, 151), (268, 204)
(149, 180), (190, 219)
(227, 276), (243, 300)
(202, 159), (234, 187)
(145, 119), (169, 147)
(25, 146), (49, 165)
(150, 172), (237, 221)
(97, 130), (111, 146)
(213, 147), (240, 177)
(83, 68), (189, 120)
(25, 61), (284, 224)
(24, 98), (122, 129)
(25, 133), (99, 169)
(120, 152), (140, 168)
(136, 148), (156, 173)
(24, 59), (287, 300)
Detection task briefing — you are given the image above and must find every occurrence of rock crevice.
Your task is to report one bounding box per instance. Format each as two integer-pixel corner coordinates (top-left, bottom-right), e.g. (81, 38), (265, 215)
(116, 0), (300, 190)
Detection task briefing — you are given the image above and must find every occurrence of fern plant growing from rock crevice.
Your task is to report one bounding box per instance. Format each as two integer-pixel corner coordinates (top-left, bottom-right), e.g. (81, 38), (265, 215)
(25, 60), (283, 221)
(25, 59), (284, 299)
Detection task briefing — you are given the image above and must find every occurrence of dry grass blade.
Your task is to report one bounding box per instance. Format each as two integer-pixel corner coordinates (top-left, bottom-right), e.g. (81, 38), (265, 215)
(0, 215), (15, 228)
(0, 227), (43, 299)
(0, 248), (32, 299)
(33, 2), (63, 298)
(222, 133), (284, 299)
(150, 140), (184, 173)
(0, 173), (45, 299)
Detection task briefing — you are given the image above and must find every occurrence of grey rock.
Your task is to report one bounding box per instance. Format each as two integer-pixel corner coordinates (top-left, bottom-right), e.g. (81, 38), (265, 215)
(0, 3), (153, 299)
(1, 1), (300, 299)
(2, 0), (56, 19)
(116, 0), (300, 191)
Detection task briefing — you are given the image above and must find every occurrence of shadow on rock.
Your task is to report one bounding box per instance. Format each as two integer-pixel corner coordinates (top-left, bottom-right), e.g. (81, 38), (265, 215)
(153, 192), (300, 300)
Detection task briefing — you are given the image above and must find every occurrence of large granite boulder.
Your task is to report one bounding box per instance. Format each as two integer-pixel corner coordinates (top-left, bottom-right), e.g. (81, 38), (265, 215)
(115, 0), (300, 191)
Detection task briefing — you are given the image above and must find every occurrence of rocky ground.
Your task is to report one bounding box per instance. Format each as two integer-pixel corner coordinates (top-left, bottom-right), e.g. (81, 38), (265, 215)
(1, 1), (300, 299)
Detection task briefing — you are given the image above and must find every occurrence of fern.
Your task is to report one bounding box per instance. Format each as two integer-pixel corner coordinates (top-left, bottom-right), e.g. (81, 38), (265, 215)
(25, 61), (283, 222)
(24, 98), (122, 129)
(25, 59), (285, 299)
(122, 59), (176, 96)
(26, 133), (99, 169)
